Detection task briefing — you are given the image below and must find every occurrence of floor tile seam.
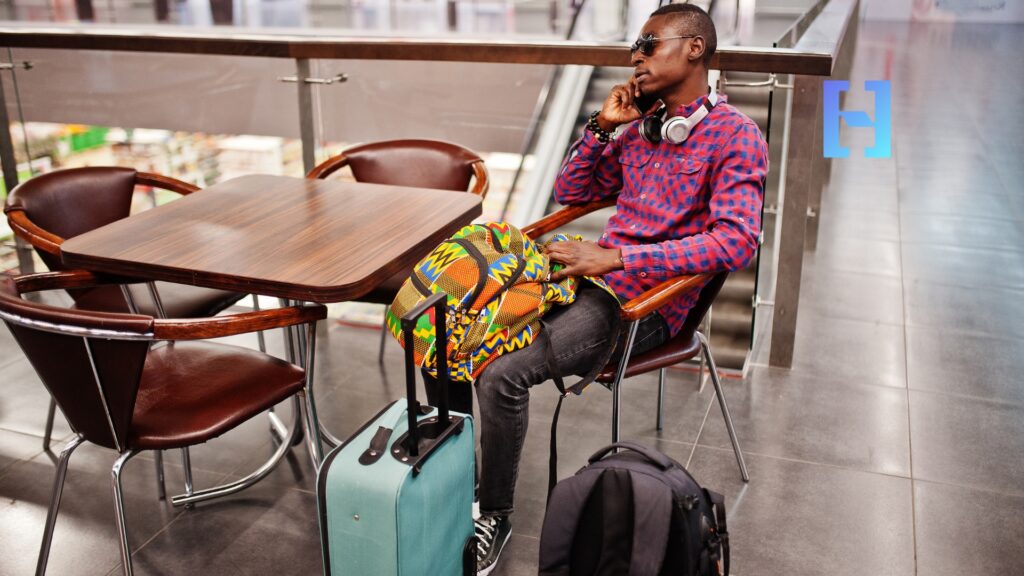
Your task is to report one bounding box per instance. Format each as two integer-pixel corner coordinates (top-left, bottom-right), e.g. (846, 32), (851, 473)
(900, 275), (1024, 296)
(127, 504), (192, 559)
(690, 443), (914, 482)
(807, 265), (902, 280)
(133, 453), (241, 479)
(800, 310), (904, 328)
(899, 274), (1024, 293)
(896, 237), (1024, 253)
(898, 238), (1024, 257)
(897, 209), (1024, 224)
(902, 319), (1024, 343)
(905, 386), (1024, 410)
(757, 366), (910, 392)
(911, 476), (1024, 500)
(0, 354), (24, 370)
(972, 110), (1024, 224)
(893, 130), (920, 576)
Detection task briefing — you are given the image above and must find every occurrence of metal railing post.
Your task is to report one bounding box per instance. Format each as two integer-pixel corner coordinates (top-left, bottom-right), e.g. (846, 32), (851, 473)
(769, 74), (821, 368)
(0, 61), (35, 274)
(295, 58), (317, 175)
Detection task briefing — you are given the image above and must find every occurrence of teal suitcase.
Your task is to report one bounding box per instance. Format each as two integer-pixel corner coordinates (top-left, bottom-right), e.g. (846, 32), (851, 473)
(317, 293), (476, 576)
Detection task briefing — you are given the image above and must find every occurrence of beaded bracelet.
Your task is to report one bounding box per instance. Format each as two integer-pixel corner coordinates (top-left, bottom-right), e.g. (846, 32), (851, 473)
(585, 111), (613, 143)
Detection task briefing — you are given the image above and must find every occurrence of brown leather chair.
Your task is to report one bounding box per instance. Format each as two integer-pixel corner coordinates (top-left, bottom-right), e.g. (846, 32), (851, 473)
(524, 198), (749, 482)
(0, 270), (327, 576)
(307, 139), (489, 361)
(4, 167), (251, 448)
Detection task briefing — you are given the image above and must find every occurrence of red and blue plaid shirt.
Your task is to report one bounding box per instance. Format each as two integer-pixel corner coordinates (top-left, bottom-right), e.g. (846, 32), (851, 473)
(554, 93), (768, 336)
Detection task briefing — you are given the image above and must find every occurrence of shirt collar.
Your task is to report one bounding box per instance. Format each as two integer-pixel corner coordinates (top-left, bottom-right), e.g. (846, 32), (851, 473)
(672, 87), (724, 117)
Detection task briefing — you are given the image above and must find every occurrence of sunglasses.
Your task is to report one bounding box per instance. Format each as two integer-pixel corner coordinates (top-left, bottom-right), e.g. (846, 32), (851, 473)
(630, 33), (698, 56)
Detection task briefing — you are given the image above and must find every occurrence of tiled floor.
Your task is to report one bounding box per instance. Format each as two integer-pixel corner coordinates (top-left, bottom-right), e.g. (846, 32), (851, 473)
(3, 18), (1024, 576)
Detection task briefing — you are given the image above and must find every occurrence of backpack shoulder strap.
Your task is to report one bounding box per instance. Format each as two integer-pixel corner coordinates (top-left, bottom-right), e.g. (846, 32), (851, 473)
(628, 472), (675, 576)
(538, 470), (603, 576)
(704, 488), (729, 576)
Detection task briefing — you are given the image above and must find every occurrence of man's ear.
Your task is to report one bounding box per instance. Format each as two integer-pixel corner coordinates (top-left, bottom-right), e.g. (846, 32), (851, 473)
(688, 36), (706, 63)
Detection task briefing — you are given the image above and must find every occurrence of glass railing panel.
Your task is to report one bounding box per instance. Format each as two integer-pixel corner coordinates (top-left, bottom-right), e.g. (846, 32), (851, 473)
(310, 57), (554, 224)
(0, 0), (599, 38)
(0, 47), (304, 272)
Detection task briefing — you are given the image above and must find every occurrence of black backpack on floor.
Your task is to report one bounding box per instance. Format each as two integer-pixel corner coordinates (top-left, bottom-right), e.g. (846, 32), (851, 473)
(538, 442), (730, 576)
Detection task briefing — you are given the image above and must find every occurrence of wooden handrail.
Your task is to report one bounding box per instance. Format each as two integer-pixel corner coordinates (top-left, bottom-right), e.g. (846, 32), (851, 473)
(792, 0), (859, 75)
(0, 25), (833, 75)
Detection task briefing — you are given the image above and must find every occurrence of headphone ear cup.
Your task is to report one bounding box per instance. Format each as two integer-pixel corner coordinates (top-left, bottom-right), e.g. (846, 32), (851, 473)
(662, 116), (693, 144)
(639, 115), (663, 144)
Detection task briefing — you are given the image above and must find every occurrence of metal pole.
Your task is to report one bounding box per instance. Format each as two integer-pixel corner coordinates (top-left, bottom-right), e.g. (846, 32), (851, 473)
(0, 62), (35, 274)
(769, 74), (821, 368)
(296, 58), (317, 174)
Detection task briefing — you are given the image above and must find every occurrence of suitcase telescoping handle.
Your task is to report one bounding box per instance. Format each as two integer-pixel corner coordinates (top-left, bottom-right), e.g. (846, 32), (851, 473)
(400, 291), (451, 458)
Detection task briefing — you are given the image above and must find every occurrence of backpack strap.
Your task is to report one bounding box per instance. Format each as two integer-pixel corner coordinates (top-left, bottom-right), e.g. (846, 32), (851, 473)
(588, 442), (675, 470)
(542, 322), (586, 497)
(537, 469), (603, 576)
(628, 472), (675, 576)
(704, 488), (730, 576)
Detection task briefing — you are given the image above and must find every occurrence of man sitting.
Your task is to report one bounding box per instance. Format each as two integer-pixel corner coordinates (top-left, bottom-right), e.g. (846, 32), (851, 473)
(472, 4), (768, 573)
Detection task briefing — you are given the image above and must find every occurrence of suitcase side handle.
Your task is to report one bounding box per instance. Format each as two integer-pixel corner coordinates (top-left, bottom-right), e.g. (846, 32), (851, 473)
(400, 291), (451, 458)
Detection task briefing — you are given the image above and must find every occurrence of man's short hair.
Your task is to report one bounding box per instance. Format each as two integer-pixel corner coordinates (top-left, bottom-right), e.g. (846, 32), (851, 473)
(650, 3), (717, 67)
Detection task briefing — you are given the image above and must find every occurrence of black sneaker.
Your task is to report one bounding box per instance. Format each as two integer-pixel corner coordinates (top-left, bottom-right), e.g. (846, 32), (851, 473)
(475, 514), (512, 575)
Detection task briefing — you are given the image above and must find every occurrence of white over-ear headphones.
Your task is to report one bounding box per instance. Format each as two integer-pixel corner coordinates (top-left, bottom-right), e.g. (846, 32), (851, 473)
(638, 86), (719, 145)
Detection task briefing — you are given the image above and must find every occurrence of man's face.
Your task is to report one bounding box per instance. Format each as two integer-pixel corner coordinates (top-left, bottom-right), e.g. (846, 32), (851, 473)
(630, 15), (701, 98)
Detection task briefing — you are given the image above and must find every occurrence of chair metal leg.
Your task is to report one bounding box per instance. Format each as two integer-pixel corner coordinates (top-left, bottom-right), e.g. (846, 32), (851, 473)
(302, 323), (324, 467)
(377, 317), (388, 365)
(154, 451), (166, 501)
(180, 447), (194, 508)
(171, 396), (302, 507)
(610, 320), (641, 444)
(656, 368), (666, 431)
(43, 398), (56, 450)
(111, 449), (140, 576)
(36, 434), (85, 576)
(251, 294), (267, 353)
(698, 332), (749, 482)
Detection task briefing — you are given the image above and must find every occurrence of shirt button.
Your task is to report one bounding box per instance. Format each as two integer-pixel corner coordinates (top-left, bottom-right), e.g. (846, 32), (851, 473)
(630, 224), (637, 230)
(640, 193), (646, 199)
(654, 162), (661, 168)
(640, 272), (648, 278)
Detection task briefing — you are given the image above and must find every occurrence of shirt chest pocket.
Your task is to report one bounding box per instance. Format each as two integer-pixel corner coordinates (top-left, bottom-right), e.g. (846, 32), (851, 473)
(666, 156), (709, 207)
(617, 149), (654, 193)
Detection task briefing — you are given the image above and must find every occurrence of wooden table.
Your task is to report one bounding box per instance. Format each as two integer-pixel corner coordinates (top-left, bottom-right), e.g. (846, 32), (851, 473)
(61, 175), (482, 302)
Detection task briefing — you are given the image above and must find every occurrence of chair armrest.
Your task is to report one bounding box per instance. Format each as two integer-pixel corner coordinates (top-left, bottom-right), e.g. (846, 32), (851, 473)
(619, 274), (710, 321)
(469, 160), (489, 197)
(6, 210), (63, 255)
(521, 197), (618, 240)
(153, 304), (328, 340)
(13, 270), (152, 293)
(306, 154), (350, 180)
(136, 172), (200, 195)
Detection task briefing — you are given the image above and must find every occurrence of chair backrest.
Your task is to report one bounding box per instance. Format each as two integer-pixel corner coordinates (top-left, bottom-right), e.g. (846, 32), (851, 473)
(327, 139), (487, 194)
(679, 271), (730, 337)
(0, 274), (153, 451)
(4, 167), (139, 272)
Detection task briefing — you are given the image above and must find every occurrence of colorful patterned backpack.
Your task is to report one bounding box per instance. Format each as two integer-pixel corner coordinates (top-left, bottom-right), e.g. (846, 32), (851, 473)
(386, 221), (616, 383)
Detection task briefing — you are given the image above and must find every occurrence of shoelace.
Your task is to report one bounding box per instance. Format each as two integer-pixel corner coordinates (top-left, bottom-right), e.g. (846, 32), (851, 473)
(475, 516), (498, 555)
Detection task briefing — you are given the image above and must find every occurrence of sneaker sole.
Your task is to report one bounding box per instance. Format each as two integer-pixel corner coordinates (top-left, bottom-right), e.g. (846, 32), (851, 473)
(477, 529), (511, 576)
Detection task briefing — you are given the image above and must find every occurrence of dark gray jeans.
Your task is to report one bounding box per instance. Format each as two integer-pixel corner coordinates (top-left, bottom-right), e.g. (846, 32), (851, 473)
(427, 284), (669, 516)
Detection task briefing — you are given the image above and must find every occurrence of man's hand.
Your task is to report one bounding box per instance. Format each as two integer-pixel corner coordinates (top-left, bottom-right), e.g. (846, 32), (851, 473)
(546, 241), (623, 282)
(597, 76), (646, 132)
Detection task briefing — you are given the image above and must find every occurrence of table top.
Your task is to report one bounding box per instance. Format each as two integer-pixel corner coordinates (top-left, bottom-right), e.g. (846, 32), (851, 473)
(61, 175), (482, 302)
